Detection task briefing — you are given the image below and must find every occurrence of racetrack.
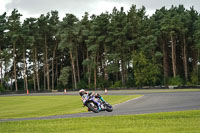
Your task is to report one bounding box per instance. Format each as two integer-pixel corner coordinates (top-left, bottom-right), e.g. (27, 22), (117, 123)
(1, 91), (200, 122)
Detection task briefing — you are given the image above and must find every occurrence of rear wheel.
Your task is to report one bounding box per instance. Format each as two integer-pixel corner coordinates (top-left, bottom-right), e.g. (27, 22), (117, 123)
(87, 102), (99, 113)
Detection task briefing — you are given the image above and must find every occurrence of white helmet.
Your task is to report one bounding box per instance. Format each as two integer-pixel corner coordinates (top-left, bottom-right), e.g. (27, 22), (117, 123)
(79, 89), (85, 96)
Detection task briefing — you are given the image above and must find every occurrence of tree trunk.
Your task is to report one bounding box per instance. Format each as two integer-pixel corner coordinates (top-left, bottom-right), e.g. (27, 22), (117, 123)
(183, 35), (188, 81)
(33, 70), (36, 91)
(33, 48), (36, 91)
(0, 61), (2, 86)
(87, 50), (91, 89)
(116, 60), (119, 81)
(88, 67), (91, 89)
(11, 76), (13, 91)
(52, 41), (58, 90)
(75, 48), (80, 83)
(198, 48), (200, 84)
(23, 46), (28, 91)
(162, 37), (169, 84)
(0, 46), (2, 86)
(94, 54), (98, 89)
(170, 33), (177, 77)
(125, 61), (129, 82)
(121, 58), (125, 86)
(13, 43), (18, 91)
(104, 61), (108, 88)
(45, 34), (50, 90)
(94, 64), (97, 89)
(55, 59), (58, 86)
(43, 54), (46, 90)
(70, 51), (77, 89)
(35, 48), (40, 91)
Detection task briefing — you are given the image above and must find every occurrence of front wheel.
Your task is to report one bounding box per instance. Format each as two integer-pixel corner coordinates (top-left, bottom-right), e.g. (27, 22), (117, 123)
(105, 106), (113, 112)
(105, 103), (113, 112)
(87, 102), (99, 113)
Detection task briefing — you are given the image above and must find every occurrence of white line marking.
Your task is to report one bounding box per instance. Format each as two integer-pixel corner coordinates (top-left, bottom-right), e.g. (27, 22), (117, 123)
(113, 95), (144, 107)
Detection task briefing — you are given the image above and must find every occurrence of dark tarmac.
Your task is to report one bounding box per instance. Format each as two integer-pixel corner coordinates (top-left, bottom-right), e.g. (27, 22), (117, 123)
(1, 90), (200, 122)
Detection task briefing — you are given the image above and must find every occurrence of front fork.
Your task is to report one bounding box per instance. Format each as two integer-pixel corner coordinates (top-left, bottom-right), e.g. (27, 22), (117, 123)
(91, 98), (101, 110)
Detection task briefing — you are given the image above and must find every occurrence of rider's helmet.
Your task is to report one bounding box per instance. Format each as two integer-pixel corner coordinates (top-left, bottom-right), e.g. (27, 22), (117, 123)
(79, 89), (85, 96)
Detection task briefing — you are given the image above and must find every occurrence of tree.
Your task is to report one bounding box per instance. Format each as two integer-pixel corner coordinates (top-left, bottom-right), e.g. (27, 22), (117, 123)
(58, 66), (71, 88)
(6, 9), (22, 91)
(58, 14), (78, 89)
(37, 13), (51, 90)
(152, 7), (170, 84)
(49, 11), (60, 90)
(85, 13), (110, 89)
(0, 12), (7, 86)
(108, 7), (129, 86)
(21, 19), (31, 91)
(24, 17), (41, 91)
(1, 5), (200, 91)
(132, 51), (161, 87)
(194, 16), (200, 84)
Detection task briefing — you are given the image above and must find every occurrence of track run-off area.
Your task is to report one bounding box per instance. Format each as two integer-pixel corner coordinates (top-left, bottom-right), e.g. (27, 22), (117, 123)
(1, 90), (200, 122)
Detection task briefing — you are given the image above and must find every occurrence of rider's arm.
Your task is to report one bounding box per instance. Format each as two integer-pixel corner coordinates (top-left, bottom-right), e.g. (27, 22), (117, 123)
(88, 91), (94, 96)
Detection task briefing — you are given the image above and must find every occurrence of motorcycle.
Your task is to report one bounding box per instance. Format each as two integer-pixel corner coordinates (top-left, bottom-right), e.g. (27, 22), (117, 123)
(82, 94), (113, 113)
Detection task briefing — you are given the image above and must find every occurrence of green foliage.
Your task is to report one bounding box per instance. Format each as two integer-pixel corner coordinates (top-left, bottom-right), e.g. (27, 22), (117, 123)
(55, 83), (64, 91)
(132, 51), (161, 87)
(96, 77), (110, 89)
(110, 81), (122, 89)
(168, 76), (184, 86)
(1, 5), (200, 92)
(125, 74), (135, 87)
(0, 84), (5, 92)
(58, 66), (71, 87)
(77, 80), (88, 89)
(186, 69), (199, 85)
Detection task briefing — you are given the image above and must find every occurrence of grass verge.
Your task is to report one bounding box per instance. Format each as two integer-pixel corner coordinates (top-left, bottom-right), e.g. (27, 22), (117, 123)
(110, 89), (200, 93)
(0, 95), (141, 119)
(0, 110), (199, 133)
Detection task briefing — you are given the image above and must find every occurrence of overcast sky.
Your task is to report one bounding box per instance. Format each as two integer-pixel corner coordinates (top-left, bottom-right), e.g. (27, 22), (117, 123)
(0, 0), (200, 20)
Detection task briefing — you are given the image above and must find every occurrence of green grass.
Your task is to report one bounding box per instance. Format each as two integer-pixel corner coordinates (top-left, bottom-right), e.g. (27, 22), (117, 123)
(0, 95), (141, 119)
(111, 89), (200, 93)
(146, 88), (200, 93)
(0, 110), (200, 133)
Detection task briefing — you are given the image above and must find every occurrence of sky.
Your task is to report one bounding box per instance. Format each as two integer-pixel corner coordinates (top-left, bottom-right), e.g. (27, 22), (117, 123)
(0, 0), (200, 20)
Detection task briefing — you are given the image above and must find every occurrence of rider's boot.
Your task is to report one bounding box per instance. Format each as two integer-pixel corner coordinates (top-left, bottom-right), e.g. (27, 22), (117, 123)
(95, 93), (105, 103)
(100, 96), (105, 103)
(97, 102), (102, 111)
(98, 106), (102, 111)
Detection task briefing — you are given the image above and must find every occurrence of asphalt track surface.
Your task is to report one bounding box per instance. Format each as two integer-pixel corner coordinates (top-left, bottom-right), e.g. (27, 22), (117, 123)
(1, 91), (200, 122)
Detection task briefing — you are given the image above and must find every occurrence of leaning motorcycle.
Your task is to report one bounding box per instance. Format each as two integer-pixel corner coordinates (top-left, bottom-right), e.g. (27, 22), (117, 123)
(82, 95), (113, 113)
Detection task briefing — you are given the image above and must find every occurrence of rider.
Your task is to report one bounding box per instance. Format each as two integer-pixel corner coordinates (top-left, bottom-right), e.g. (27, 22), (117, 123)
(79, 89), (105, 111)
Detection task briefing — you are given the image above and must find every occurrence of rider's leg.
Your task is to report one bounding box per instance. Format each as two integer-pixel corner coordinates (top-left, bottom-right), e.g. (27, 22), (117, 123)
(92, 98), (101, 110)
(95, 93), (105, 102)
(100, 96), (105, 102)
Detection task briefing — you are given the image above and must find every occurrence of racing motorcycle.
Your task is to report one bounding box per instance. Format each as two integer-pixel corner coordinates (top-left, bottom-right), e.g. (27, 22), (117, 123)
(82, 94), (113, 113)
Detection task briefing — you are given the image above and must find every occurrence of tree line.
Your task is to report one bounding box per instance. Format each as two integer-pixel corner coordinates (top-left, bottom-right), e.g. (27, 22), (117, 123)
(0, 4), (200, 92)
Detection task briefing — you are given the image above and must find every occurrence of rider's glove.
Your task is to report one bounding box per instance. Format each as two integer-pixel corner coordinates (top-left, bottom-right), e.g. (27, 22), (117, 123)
(88, 92), (92, 96)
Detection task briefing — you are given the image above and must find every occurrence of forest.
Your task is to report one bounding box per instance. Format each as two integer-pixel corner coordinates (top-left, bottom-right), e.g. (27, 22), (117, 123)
(0, 4), (200, 92)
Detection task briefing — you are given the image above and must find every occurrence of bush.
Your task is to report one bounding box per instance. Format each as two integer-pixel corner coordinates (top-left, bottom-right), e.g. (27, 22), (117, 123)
(96, 77), (110, 89)
(168, 76), (183, 86)
(126, 75), (135, 87)
(110, 81), (122, 89)
(0, 84), (5, 93)
(77, 80), (88, 89)
(132, 51), (161, 87)
(55, 83), (64, 91)
(190, 70), (198, 85)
